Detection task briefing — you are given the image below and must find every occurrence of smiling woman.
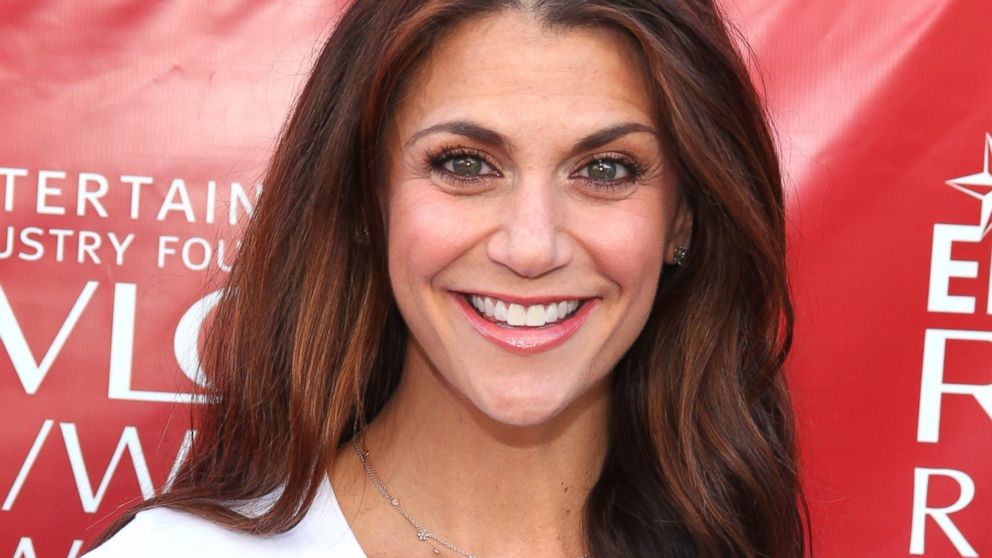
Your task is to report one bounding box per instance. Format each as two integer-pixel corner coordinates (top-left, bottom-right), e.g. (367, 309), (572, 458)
(86, 1), (807, 558)
(381, 18), (687, 432)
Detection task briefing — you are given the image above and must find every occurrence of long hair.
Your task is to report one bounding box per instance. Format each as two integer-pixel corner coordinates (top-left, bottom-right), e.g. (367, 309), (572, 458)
(93, 1), (808, 556)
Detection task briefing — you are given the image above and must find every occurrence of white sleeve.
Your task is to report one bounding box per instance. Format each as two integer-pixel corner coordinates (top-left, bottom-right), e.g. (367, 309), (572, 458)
(83, 508), (237, 558)
(82, 506), (333, 558)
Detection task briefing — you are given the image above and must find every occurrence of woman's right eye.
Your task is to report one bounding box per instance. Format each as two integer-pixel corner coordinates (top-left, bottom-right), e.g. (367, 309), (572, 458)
(427, 148), (500, 184)
(443, 154), (491, 177)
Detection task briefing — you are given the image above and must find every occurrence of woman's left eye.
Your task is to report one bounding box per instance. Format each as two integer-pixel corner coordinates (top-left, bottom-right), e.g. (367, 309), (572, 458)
(578, 159), (630, 181)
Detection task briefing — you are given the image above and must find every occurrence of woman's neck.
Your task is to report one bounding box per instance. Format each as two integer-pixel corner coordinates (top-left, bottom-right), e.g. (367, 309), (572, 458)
(331, 343), (610, 558)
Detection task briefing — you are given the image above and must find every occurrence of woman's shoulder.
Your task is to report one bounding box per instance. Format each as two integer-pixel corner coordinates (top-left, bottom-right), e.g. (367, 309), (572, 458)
(84, 507), (285, 558)
(84, 476), (367, 558)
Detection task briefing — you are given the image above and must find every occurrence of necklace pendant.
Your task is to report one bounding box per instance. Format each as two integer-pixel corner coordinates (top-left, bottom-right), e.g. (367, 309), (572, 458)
(417, 528), (431, 541)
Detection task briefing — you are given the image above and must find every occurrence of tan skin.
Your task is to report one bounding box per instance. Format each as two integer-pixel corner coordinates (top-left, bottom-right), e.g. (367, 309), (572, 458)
(332, 11), (691, 558)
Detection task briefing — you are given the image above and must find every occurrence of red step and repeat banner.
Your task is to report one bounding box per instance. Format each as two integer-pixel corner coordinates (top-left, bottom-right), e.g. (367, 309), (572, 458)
(1, 1), (989, 556)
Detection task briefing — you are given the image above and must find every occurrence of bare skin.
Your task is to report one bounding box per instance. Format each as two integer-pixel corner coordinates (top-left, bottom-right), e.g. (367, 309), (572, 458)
(331, 9), (690, 558)
(331, 342), (608, 557)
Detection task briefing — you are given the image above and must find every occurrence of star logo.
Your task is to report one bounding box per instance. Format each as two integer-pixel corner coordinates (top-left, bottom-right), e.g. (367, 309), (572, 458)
(946, 133), (992, 238)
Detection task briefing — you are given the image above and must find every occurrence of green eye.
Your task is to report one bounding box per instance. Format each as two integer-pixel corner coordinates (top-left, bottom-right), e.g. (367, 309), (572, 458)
(443, 155), (490, 177)
(580, 159), (630, 181)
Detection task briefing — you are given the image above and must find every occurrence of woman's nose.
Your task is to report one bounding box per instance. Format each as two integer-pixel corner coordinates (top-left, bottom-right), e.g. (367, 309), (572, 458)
(485, 177), (573, 278)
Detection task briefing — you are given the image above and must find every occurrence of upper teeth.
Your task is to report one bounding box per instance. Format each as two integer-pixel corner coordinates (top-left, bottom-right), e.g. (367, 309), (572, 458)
(469, 295), (580, 327)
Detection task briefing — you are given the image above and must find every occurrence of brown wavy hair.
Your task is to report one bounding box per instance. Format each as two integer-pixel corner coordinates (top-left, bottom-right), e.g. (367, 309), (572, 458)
(93, 1), (809, 556)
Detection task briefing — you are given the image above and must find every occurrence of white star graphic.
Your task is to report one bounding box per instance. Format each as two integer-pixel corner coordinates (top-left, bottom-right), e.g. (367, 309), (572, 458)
(946, 133), (992, 238)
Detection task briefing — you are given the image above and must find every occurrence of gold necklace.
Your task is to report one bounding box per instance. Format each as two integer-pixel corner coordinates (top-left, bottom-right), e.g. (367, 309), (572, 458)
(353, 436), (591, 558)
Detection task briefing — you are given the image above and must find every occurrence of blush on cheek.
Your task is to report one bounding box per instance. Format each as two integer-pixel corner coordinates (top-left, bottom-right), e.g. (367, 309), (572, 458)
(575, 206), (666, 282)
(395, 191), (489, 252)
(387, 183), (488, 295)
(389, 187), (440, 248)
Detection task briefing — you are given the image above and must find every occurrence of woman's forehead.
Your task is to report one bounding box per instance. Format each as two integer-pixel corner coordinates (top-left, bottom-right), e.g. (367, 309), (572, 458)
(392, 10), (655, 142)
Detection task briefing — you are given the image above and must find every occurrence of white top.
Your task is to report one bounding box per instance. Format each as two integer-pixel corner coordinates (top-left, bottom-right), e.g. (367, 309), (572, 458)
(84, 475), (367, 558)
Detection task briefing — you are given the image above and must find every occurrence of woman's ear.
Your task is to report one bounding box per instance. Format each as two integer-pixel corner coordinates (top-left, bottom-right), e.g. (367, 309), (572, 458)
(666, 195), (693, 265)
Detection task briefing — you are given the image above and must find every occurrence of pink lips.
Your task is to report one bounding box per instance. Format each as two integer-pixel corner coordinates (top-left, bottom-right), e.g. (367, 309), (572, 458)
(452, 293), (597, 354)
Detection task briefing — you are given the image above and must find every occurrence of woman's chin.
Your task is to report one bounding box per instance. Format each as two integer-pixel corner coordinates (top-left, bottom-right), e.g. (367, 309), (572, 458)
(463, 382), (583, 429)
(476, 400), (568, 428)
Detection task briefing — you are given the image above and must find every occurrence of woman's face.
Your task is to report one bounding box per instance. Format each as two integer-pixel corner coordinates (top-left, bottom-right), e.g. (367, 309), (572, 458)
(384, 11), (690, 427)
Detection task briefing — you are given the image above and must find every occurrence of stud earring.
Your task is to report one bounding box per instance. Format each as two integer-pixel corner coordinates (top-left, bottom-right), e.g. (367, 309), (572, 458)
(673, 246), (688, 266)
(354, 223), (371, 245)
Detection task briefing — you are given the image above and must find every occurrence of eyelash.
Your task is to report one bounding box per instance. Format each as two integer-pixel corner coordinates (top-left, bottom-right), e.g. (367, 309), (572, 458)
(425, 145), (499, 186)
(424, 144), (647, 192)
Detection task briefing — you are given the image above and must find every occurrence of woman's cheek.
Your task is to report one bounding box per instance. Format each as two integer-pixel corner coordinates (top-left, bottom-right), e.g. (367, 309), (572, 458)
(387, 181), (483, 280)
(572, 197), (667, 286)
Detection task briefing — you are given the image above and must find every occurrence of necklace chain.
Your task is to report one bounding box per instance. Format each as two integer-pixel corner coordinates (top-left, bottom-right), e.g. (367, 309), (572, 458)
(352, 436), (591, 558)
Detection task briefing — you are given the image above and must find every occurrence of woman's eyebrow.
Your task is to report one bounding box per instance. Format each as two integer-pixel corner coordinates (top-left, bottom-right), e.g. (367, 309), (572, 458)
(570, 122), (658, 156)
(406, 120), (509, 150)
(405, 120), (658, 156)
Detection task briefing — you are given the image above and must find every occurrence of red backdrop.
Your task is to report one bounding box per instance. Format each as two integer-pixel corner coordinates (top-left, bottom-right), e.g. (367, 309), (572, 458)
(1, 1), (989, 556)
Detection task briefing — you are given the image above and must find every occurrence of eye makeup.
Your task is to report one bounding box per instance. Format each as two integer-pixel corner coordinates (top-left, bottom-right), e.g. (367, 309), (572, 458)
(422, 142), (658, 196)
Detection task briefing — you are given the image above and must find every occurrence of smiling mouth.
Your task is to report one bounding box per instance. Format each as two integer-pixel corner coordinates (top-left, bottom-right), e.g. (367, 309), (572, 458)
(462, 293), (585, 328)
